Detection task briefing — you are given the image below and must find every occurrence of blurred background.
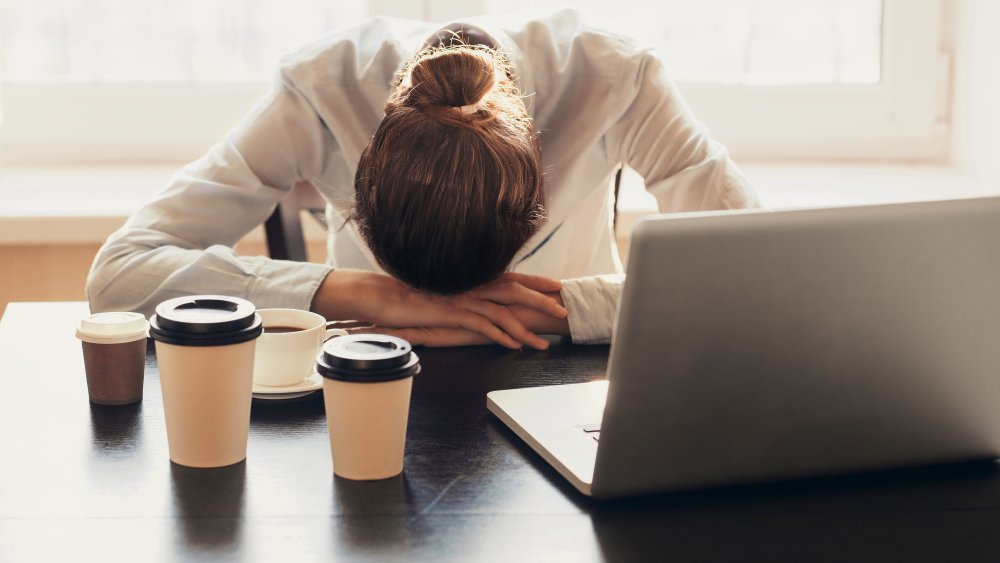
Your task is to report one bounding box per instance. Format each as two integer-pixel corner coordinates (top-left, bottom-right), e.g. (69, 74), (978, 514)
(0, 0), (997, 313)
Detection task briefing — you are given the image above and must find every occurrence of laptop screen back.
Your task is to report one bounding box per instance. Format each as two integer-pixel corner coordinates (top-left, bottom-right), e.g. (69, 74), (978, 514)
(592, 198), (1000, 498)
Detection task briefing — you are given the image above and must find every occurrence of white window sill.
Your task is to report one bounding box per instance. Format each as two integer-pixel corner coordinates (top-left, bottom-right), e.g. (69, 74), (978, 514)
(615, 163), (1000, 238)
(0, 165), (327, 245)
(1, 163), (998, 245)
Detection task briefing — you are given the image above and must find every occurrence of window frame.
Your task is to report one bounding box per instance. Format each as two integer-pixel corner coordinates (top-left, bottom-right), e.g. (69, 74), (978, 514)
(676, 0), (953, 161)
(0, 0), (953, 165)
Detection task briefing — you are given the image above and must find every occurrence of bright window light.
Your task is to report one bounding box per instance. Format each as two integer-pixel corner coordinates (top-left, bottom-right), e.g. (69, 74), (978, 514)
(485, 0), (883, 85)
(0, 0), (947, 164)
(1, 0), (369, 82)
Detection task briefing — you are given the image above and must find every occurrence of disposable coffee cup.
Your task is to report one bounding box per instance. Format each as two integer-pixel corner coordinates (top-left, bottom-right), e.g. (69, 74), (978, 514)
(316, 334), (420, 480)
(149, 295), (262, 468)
(254, 309), (348, 387)
(76, 312), (149, 405)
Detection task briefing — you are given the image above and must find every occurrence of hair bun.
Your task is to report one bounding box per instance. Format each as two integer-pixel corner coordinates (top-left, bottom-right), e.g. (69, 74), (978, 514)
(404, 47), (499, 113)
(356, 42), (543, 295)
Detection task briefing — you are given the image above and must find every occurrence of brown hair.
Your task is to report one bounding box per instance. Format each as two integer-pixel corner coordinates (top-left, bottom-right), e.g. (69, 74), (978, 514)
(354, 44), (545, 294)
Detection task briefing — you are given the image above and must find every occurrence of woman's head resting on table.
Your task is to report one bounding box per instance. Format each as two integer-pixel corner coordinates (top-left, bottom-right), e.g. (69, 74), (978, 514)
(353, 39), (545, 295)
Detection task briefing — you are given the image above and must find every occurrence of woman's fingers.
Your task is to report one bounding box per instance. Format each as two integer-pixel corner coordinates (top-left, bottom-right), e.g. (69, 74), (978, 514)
(332, 270), (558, 350)
(469, 282), (567, 319)
(493, 272), (563, 293)
(355, 296), (547, 350)
(362, 287), (522, 349)
(449, 306), (526, 350)
(407, 298), (521, 349)
(458, 298), (550, 350)
(347, 326), (493, 348)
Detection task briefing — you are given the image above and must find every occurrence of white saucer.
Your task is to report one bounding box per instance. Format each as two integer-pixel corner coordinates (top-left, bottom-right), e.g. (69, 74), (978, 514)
(252, 372), (323, 399)
(252, 390), (316, 401)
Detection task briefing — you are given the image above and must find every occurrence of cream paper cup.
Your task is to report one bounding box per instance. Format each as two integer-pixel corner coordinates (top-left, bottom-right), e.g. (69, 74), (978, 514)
(316, 335), (420, 480)
(149, 295), (263, 468)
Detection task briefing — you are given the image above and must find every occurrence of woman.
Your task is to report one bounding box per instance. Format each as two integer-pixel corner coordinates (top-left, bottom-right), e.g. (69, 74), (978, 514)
(87, 10), (763, 349)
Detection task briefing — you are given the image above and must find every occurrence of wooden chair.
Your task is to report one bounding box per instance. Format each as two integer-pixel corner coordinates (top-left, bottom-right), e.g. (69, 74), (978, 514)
(263, 181), (326, 262)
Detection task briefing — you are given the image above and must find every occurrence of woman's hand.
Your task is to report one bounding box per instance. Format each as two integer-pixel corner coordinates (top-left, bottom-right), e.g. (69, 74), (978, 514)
(349, 292), (571, 347)
(344, 326), (495, 348)
(311, 270), (568, 349)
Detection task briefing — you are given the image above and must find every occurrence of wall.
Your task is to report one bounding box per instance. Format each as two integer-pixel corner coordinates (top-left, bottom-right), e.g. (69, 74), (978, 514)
(0, 244), (102, 318)
(0, 236), (327, 318)
(4, 1), (999, 317)
(952, 0), (1000, 184)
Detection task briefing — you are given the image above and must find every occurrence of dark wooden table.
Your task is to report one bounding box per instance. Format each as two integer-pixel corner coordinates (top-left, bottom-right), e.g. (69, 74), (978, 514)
(3, 302), (1000, 562)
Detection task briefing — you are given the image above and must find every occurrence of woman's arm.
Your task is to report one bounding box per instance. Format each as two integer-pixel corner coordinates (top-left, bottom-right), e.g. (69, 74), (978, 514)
(539, 50), (767, 346)
(334, 277), (571, 349)
(605, 51), (764, 212)
(87, 67), (337, 318)
(312, 270), (568, 350)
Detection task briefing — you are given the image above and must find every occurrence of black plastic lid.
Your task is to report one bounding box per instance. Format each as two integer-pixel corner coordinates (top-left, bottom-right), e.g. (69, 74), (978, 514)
(148, 295), (262, 347)
(316, 334), (420, 382)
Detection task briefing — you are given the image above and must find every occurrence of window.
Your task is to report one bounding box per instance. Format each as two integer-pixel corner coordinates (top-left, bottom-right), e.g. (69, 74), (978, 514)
(0, 0), (953, 164)
(486, 0), (883, 85)
(2, 0), (368, 82)
(477, 0), (952, 161)
(0, 0), (371, 163)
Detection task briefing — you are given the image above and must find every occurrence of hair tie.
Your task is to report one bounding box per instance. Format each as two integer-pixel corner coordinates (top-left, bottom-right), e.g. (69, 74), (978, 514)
(456, 104), (479, 114)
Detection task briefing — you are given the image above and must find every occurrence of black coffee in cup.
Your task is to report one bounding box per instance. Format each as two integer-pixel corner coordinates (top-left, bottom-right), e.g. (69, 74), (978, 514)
(263, 326), (306, 333)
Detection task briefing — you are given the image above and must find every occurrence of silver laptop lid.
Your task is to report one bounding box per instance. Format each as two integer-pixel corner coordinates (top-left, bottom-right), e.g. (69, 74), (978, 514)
(593, 197), (1000, 498)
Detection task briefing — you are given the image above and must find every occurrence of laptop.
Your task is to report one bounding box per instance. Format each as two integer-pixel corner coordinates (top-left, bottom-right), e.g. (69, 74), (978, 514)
(488, 196), (1000, 498)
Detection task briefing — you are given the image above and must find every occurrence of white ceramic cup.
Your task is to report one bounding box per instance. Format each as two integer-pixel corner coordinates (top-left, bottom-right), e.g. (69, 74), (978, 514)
(254, 308), (347, 387)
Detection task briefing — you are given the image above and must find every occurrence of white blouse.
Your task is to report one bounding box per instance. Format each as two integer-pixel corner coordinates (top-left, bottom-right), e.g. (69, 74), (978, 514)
(87, 9), (763, 344)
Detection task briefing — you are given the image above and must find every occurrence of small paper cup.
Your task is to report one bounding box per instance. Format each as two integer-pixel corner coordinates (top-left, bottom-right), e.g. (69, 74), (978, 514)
(76, 312), (149, 405)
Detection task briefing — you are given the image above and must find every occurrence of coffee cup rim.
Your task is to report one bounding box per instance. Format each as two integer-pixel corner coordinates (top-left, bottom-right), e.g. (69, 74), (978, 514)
(76, 312), (149, 344)
(257, 308), (328, 336)
(316, 354), (420, 383)
(316, 334), (420, 382)
(149, 295), (262, 346)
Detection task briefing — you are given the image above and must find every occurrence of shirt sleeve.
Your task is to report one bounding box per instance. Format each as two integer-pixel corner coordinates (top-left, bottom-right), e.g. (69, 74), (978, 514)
(560, 274), (625, 345)
(605, 50), (764, 212)
(86, 67), (336, 319)
(560, 50), (765, 345)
